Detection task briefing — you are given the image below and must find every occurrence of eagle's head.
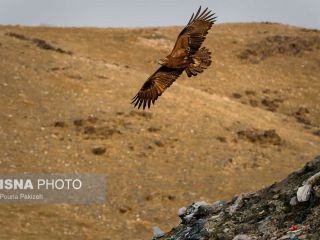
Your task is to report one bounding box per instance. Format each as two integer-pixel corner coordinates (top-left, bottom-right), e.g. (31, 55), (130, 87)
(158, 57), (169, 65)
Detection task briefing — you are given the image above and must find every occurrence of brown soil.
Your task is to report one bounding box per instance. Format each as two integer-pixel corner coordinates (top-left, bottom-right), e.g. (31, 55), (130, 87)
(0, 22), (319, 240)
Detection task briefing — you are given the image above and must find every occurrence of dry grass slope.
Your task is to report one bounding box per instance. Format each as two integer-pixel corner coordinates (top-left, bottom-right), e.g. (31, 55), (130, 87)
(0, 23), (319, 240)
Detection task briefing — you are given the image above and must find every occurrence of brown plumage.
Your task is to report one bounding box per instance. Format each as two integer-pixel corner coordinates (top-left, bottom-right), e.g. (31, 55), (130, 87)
(132, 6), (216, 109)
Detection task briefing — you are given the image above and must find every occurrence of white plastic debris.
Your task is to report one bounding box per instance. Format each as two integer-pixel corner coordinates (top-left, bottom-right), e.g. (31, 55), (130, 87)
(296, 171), (320, 202)
(178, 207), (187, 216)
(306, 171), (320, 185)
(297, 184), (312, 202)
(233, 234), (252, 240)
(153, 226), (165, 238)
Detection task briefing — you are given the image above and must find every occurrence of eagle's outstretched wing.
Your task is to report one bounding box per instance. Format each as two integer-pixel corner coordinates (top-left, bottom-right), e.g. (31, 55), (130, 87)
(171, 6), (216, 55)
(132, 66), (184, 109)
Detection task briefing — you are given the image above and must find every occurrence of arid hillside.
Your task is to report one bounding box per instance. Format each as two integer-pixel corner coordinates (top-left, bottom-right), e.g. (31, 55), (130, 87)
(0, 23), (319, 240)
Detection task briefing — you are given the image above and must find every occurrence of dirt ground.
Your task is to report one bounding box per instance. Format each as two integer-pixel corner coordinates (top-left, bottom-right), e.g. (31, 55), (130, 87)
(0, 23), (319, 240)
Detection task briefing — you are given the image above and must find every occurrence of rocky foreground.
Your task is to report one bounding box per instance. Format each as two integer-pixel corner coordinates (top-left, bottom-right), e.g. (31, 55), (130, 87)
(154, 156), (320, 240)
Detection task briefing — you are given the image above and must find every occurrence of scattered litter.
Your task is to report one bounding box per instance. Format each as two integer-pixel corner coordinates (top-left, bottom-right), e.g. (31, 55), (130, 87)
(178, 207), (187, 216)
(153, 226), (165, 238)
(289, 225), (298, 231)
(232, 234), (253, 240)
(297, 171), (320, 202)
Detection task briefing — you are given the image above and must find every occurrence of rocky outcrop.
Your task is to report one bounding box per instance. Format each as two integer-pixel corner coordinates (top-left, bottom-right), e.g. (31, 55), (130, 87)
(154, 156), (320, 240)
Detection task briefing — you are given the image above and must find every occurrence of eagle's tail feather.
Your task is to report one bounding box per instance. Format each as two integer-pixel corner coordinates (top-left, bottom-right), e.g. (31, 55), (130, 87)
(186, 47), (211, 77)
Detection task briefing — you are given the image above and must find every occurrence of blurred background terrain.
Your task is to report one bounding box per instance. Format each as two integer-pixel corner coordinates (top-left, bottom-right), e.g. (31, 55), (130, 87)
(0, 22), (319, 239)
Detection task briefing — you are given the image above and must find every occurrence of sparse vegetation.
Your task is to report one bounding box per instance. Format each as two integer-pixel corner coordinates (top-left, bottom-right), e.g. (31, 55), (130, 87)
(5, 31), (72, 54)
(238, 35), (320, 63)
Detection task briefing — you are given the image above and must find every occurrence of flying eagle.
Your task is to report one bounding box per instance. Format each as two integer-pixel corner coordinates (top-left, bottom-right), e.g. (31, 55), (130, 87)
(132, 6), (216, 109)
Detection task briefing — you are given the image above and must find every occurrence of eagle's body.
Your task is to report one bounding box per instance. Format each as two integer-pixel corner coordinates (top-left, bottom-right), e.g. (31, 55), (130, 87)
(163, 37), (190, 68)
(132, 7), (216, 109)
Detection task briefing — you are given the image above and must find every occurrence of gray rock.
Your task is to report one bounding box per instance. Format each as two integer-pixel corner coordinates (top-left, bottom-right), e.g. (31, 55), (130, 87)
(211, 200), (226, 212)
(180, 201), (209, 222)
(232, 234), (252, 240)
(166, 219), (208, 240)
(297, 184), (312, 202)
(279, 234), (291, 239)
(210, 212), (224, 221)
(290, 196), (298, 206)
(258, 218), (271, 235)
(229, 195), (244, 215)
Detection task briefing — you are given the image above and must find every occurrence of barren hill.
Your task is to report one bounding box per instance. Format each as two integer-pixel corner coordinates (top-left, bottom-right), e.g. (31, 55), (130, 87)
(0, 23), (319, 240)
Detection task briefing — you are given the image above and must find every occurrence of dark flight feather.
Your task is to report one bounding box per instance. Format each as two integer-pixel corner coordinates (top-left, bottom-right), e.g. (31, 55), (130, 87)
(132, 66), (184, 109)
